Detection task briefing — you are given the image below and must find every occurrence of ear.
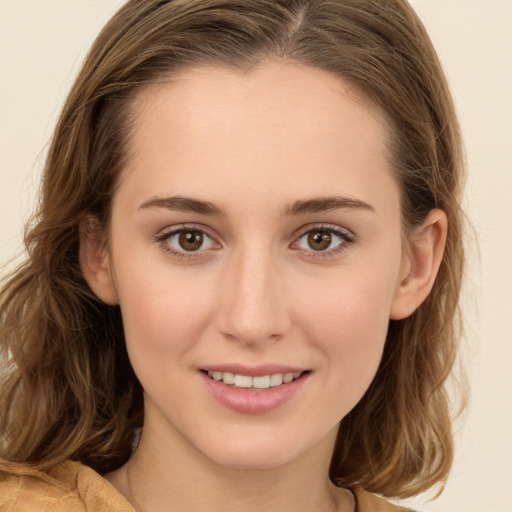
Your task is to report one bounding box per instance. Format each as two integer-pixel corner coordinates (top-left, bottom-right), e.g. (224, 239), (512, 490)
(79, 216), (119, 305)
(390, 209), (447, 320)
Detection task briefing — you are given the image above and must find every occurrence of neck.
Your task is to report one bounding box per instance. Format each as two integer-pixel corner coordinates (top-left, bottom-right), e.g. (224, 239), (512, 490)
(107, 416), (353, 512)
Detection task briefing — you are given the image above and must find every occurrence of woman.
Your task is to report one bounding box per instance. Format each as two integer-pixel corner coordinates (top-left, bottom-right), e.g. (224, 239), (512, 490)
(0, 1), (465, 511)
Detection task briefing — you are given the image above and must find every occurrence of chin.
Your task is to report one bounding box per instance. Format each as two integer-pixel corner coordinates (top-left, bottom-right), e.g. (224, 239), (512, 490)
(209, 447), (299, 471)
(192, 427), (326, 472)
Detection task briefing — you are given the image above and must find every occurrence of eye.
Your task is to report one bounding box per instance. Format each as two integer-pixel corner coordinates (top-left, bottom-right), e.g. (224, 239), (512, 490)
(156, 226), (217, 257)
(294, 226), (353, 254)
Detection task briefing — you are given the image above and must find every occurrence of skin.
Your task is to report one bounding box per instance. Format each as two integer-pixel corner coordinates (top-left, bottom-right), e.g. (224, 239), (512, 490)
(81, 60), (447, 512)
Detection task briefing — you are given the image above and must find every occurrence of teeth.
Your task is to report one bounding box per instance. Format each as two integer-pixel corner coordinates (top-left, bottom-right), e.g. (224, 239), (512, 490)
(270, 373), (283, 387)
(234, 374), (252, 388)
(222, 372), (235, 385)
(207, 370), (303, 389)
(252, 375), (271, 389)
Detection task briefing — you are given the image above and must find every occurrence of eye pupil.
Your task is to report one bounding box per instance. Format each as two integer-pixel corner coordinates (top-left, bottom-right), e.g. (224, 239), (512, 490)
(308, 231), (332, 251)
(179, 231), (203, 251)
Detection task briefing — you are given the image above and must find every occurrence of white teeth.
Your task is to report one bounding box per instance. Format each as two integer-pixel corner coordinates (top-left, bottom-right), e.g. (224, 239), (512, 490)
(206, 370), (303, 389)
(234, 374), (253, 388)
(252, 375), (271, 389)
(270, 373), (283, 387)
(222, 372), (235, 385)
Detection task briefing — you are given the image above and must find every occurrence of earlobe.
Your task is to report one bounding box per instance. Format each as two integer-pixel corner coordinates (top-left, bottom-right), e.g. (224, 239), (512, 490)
(390, 209), (447, 320)
(79, 216), (119, 305)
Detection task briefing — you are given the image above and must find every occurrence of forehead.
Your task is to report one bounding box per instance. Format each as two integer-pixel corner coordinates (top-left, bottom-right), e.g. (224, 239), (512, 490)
(119, 61), (397, 217)
(129, 60), (387, 151)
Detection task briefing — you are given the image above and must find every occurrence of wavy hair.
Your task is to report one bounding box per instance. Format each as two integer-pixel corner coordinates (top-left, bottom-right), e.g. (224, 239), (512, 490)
(0, 0), (465, 498)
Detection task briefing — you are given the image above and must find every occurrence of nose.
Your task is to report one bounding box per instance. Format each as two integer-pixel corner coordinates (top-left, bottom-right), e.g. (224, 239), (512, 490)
(216, 246), (291, 347)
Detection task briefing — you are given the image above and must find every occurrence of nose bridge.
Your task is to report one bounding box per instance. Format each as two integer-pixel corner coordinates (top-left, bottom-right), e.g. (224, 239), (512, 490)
(217, 241), (290, 345)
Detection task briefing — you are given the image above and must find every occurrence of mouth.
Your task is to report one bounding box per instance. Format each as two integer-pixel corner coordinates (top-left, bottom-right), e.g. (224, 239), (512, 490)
(200, 366), (311, 414)
(202, 370), (307, 390)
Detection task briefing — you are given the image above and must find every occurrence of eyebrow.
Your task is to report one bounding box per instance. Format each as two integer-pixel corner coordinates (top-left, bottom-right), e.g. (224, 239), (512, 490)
(138, 194), (374, 217)
(282, 196), (375, 216)
(138, 195), (226, 216)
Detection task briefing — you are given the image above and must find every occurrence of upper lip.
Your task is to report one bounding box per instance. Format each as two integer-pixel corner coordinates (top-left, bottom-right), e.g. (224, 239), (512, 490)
(200, 364), (309, 377)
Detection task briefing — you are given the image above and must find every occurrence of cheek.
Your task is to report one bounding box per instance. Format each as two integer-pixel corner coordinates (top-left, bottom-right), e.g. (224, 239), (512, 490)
(113, 255), (217, 372)
(292, 265), (398, 389)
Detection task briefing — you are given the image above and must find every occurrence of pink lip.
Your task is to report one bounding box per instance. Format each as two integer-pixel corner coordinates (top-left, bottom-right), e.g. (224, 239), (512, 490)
(200, 369), (310, 415)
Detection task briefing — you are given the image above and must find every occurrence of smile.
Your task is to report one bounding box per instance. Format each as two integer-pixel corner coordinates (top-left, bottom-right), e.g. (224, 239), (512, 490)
(206, 370), (303, 390)
(201, 368), (311, 414)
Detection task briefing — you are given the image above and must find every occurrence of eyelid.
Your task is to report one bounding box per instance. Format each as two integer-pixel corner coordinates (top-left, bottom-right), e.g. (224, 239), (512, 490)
(154, 223), (221, 259)
(153, 222), (355, 261)
(291, 222), (355, 241)
(290, 223), (355, 258)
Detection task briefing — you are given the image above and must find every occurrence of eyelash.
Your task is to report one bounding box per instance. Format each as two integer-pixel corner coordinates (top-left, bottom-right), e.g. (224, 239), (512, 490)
(154, 224), (354, 261)
(154, 224), (218, 260)
(291, 224), (354, 260)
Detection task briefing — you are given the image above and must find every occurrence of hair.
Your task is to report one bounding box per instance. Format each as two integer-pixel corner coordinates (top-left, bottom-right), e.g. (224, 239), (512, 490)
(0, 0), (465, 499)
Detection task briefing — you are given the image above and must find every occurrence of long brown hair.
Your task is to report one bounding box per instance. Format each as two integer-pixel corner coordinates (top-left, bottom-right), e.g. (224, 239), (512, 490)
(0, 0), (465, 498)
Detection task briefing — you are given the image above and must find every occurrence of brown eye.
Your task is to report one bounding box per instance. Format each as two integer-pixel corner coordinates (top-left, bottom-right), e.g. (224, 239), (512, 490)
(160, 228), (215, 255)
(294, 226), (351, 255)
(307, 231), (332, 251)
(178, 230), (204, 251)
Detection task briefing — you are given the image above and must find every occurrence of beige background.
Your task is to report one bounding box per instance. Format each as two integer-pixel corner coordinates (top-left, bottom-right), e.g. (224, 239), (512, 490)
(1, 1), (511, 511)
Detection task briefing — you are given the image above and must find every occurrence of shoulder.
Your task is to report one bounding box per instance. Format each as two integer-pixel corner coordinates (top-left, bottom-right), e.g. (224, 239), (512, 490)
(353, 486), (417, 512)
(0, 459), (134, 512)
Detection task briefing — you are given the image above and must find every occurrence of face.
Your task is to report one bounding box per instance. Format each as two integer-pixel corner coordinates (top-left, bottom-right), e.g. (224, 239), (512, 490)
(90, 61), (413, 470)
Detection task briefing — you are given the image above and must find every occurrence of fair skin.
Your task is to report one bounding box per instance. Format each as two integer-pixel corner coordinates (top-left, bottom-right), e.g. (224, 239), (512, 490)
(81, 61), (446, 512)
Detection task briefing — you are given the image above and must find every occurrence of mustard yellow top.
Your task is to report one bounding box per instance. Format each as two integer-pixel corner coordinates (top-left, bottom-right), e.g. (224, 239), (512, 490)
(0, 460), (414, 511)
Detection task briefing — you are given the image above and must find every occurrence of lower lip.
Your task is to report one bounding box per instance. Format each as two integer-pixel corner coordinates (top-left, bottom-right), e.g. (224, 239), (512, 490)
(200, 372), (310, 415)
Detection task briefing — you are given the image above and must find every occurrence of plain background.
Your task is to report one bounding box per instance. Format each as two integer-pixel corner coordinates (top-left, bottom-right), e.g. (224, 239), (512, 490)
(0, 1), (511, 511)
